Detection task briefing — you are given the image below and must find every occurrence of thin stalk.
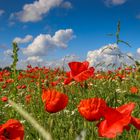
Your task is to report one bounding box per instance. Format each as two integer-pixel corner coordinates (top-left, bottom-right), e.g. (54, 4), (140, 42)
(8, 99), (53, 140)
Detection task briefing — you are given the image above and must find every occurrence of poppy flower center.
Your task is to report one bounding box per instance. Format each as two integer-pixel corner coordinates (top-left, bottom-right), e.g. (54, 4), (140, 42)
(3, 129), (10, 139)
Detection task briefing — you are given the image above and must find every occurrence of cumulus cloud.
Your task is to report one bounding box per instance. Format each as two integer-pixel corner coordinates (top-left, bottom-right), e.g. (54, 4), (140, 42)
(13, 35), (33, 44)
(104, 0), (127, 6)
(26, 56), (43, 63)
(18, 56), (43, 69)
(4, 49), (13, 56)
(0, 59), (11, 68)
(46, 54), (79, 69)
(0, 9), (4, 16)
(11, 0), (64, 22)
(23, 29), (75, 56)
(137, 48), (140, 55)
(87, 44), (135, 70)
(16, 54), (78, 70)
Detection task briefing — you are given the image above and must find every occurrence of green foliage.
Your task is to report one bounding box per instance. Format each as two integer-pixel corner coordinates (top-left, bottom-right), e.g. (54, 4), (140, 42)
(116, 20), (121, 44)
(107, 20), (131, 47)
(125, 94), (140, 102)
(11, 42), (19, 72)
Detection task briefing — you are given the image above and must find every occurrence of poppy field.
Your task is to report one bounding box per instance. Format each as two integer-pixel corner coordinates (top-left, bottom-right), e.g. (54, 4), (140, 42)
(0, 44), (140, 140)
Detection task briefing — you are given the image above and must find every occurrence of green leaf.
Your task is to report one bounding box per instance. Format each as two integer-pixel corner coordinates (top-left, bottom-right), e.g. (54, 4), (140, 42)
(125, 94), (140, 101)
(118, 39), (131, 47)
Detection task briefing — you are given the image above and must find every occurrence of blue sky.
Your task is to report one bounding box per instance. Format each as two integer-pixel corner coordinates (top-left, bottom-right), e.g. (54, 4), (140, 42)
(0, 0), (140, 68)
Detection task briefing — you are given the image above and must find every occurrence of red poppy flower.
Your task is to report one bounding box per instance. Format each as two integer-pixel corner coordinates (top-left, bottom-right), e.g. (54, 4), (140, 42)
(2, 84), (7, 89)
(27, 64), (32, 69)
(42, 89), (68, 113)
(0, 119), (24, 140)
(17, 85), (22, 89)
(21, 85), (27, 89)
(98, 103), (135, 138)
(25, 94), (31, 104)
(6, 79), (14, 83)
(51, 80), (59, 86)
(130, 86), (139, 94)
(1, 96), (8, 102)
(78, 98), (107, 121)
(64, 61), (94, 84)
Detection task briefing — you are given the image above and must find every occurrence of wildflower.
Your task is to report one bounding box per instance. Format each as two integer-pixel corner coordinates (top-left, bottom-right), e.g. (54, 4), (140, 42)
(64, 61), (94, 84)
(6, 79), (14, 83)
(25, 94), (31, 104)
(27, 64), (32, 69)
(98, 103), (135, 138)
(51, 80), (59, 86)
(78, 98), (107, 121)
(78, 98), (140, 138)
(130, 86), (139, 94)
(2, 84), (7, 89)
(42, 89), (68, 113)
(0, 119), (24, 140)
(21, 85), (27, 89)
(1, 96), (8, 102)
(17, 85), (22, 89)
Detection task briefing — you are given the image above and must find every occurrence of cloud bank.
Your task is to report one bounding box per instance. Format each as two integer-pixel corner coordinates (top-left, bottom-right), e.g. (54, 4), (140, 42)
(137, 48), (140, 55)
(11, 0), (72, 22)
(86, 44), (137, 70)
(13, 35), (33, 44)
(104, 0), (127, 6)
(23, 29), (75, 56)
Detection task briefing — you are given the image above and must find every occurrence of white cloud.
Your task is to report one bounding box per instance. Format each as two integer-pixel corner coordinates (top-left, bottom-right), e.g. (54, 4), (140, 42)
(26, 56), (43, 63)
(104, 0), (127, 6)
(16, 54), (79, 70)
(12, 0), (63, 22)
(13, 35), (33, 44)
(86, 44), (135, 70)
(4, 49), (13, 56)
(0, 59), (11, 68)
(137, 48), (140, 55)
(32, 54), (79, 70)
(23, 29), (75, 56)
(0, 9), (4, 16)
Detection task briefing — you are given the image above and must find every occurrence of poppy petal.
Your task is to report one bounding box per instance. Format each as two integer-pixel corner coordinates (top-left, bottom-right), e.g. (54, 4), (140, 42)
(98, 103), (135, 139)
(98, 107), (131, 138)
(74, 67), (94, 82)
(42, 89), (68, 113)
(68, 61), (89, 77)
(78, 98), (107, 121)
(0, 119), (24, 140)
(131, 117), (140, 130)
